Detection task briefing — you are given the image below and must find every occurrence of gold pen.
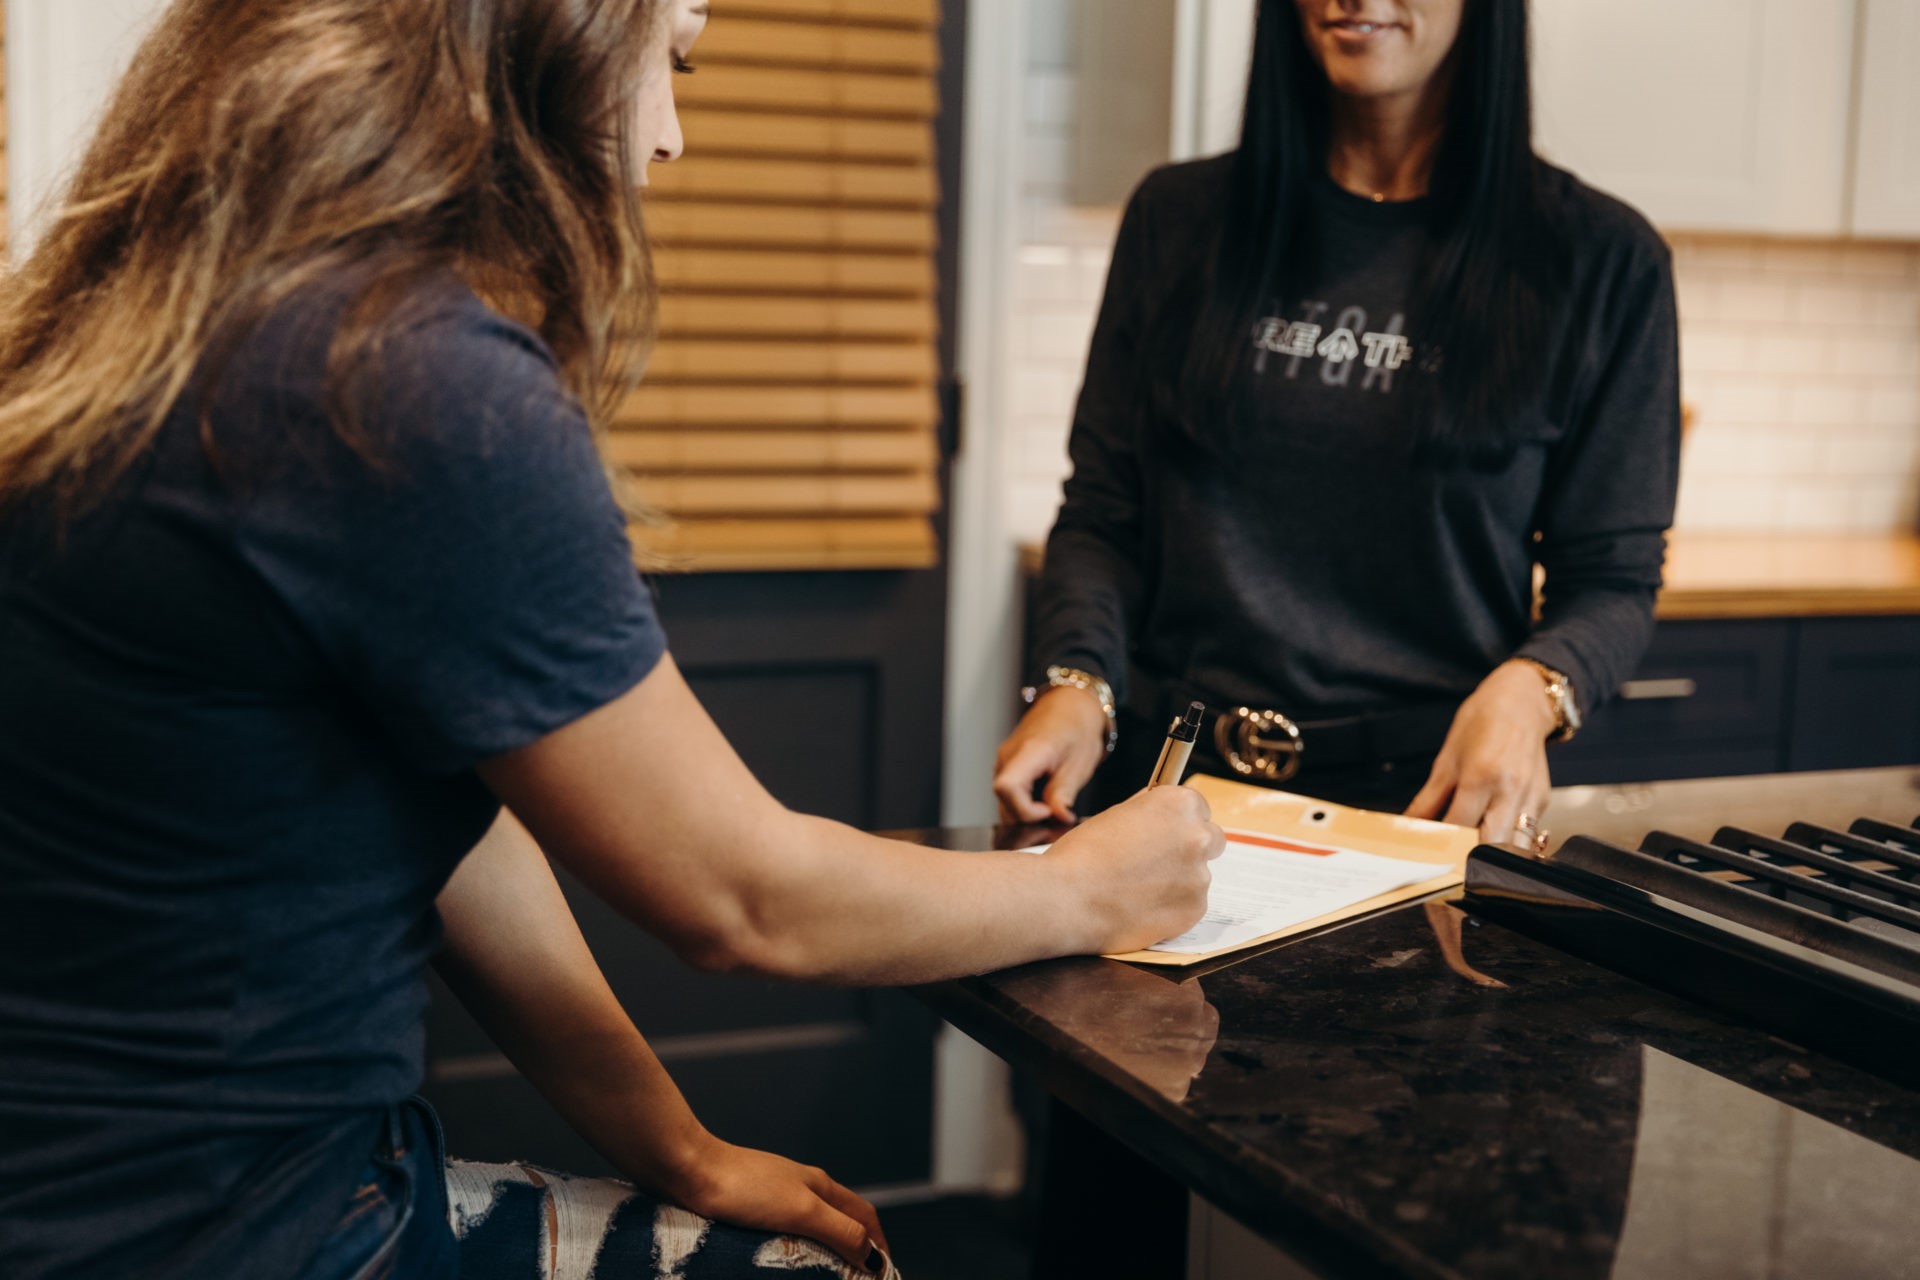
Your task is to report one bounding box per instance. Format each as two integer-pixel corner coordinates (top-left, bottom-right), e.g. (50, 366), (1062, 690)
(1149, 701), (1207, 788)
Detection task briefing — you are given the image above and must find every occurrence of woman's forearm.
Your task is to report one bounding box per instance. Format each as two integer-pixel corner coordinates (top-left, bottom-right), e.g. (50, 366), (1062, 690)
(715, 795), (1215, 986)
(719, 817), (1102, 985)
(479, 655), (1218, 988)
(433, 812), (712, 1190)
(1518, 579), (1659, 715)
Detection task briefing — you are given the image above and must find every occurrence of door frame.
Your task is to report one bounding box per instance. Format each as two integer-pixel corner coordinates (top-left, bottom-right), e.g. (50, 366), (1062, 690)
(932, 0), (1033, 1198)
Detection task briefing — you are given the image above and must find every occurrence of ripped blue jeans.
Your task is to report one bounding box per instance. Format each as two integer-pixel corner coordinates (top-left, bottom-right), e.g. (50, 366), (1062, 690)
(298, 1100), (901, 1280)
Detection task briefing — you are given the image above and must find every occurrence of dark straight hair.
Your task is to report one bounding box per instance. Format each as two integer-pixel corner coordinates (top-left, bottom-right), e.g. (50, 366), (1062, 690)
(1153, 0), (1567, 462)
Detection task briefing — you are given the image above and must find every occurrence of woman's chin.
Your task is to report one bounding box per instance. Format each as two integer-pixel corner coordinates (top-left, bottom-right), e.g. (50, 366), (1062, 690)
(1322, 64), (1429, 103)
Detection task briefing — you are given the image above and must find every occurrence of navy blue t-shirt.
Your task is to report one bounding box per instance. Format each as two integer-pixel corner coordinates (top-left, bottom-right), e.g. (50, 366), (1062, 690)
(0, 277), (667, 1278)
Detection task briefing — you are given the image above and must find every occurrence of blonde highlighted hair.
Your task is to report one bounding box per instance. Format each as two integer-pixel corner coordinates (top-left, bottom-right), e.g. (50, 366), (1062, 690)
(0, 0), (665, 515)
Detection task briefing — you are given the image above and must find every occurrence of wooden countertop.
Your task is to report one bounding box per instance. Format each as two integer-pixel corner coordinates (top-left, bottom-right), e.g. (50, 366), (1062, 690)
(1017, 533), (1920, 620)
(1657, 533), (1920, 619)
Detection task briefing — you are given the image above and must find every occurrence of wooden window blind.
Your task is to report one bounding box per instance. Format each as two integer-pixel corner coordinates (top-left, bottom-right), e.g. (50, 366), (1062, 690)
(623, 0), (945, 571)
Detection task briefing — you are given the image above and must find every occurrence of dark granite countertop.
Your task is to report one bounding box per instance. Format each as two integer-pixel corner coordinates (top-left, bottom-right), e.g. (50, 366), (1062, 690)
(907, 767), (1920, 1279)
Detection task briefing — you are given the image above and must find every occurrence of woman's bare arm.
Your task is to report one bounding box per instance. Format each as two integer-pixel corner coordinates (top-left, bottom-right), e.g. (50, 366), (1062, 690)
(476, 654), (1219, 985)
(432, 810), (890, 1270)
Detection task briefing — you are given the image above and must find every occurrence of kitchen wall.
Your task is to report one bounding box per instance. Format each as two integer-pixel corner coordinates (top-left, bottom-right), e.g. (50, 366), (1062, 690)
(1000, 0), (1920, 546)
(5, 0), (167, 255)
(1673, 239), (1920, 532)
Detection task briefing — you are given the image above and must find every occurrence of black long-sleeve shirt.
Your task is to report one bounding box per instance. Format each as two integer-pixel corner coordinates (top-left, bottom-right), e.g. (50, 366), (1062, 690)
(1033, 157), (1680, 721)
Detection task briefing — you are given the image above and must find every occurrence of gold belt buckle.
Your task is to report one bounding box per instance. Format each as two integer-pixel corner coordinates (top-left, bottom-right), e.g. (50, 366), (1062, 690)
(1213, 706), (1303, 782)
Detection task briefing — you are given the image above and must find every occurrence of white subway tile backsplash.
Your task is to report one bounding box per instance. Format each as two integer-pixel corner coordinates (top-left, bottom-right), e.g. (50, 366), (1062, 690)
(1679, 425), (1759, 477)
(1865, 385), (1920, 428)
(1009, 478), (1068, 545)
(1011, 367), (1078, 423)
(1073, 246), (1114, 298)
(1679, 330), (1751, 377)
(1014, 427), (1073, 479)
(1022, 135), (1075, 192)
(1719, 278), (1795, 323)
(1831, 243), (1920, 281)
(1014, 245), (1081, 304)
(1024, 305), (1099, 364)
(1698, 377), (1792, 425)
(1831, 331), (1919, 379)
(1673, 277), (1718, 326)
(1758, 241), (1839, 278)
(1822, 425), (1907, 475)
(1674, 474), (1785, 532)
(1778, 429), (1831, 475)
(1747, 330), (1833, 377)
(1865, 289), (1920, 330)
(1848, 480), (1909, 531)
(1689, 241), (1760, 274)
(1777, 478), (1860, 531)
(1876, 427), (1920, 476)
(1785, 381), (1865, 427)
(1025, 202), (1122, 247)
(1848, 475), (1920, 531)
(1016, 244), (1074, 268)
(1793, 281), (1870, 327)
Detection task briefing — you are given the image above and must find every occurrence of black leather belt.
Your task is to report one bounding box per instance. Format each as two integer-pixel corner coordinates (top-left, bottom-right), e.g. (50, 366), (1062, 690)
(1127, 663), (1457, 784)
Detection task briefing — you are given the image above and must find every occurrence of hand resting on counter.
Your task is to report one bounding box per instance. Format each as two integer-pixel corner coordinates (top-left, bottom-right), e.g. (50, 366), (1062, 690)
(1404, 659), (1559, 845)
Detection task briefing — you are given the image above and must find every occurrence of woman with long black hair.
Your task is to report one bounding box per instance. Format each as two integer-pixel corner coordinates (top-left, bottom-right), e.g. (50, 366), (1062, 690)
(0, 2), (1225, 1277)
(995, 0), (1680, 848)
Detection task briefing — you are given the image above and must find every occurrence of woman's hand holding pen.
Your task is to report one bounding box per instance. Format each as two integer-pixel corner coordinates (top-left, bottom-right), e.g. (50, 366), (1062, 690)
(1403, 660), (1557, 845)
(1046, 786), (1225, 955)
(992, 686), (1111, 824)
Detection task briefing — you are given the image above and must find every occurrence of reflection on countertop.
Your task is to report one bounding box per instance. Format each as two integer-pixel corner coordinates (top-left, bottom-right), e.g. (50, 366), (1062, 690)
(994, 957), (1219, 1103)
(1174, 898), (1920, 1278)
(912, 766), (1920, 1279)
(1611, 1047), (1920, 1279)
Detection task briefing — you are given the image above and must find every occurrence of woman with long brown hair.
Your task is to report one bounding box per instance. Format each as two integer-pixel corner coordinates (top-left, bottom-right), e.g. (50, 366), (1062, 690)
(0, 2), (1224, 1277)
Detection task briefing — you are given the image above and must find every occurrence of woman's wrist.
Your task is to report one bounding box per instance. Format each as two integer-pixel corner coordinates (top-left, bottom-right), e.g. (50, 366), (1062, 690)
(1489, 659), (1562, 739)
(628, 1114), (722, 1202)
(1033, 683), (1111, 742)
(1024, 666), (1118, 754)
(1036, 825), (1124, 955)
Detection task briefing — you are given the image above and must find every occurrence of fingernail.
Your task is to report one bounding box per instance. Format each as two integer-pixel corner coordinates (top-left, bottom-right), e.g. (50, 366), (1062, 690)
(865, 1245), (884, 1273)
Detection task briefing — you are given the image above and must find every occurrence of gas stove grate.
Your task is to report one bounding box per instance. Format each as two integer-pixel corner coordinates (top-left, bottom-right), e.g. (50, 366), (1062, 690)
(1463, 812), (1920, 1090)
(1638, 820), (1920, 949)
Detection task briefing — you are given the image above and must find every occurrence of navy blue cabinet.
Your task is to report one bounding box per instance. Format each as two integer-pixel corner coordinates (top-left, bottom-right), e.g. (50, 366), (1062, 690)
(1786, 616), (1920, 772)
(1552, 620), (1793, 784)
(1555, 614), (1920, 785)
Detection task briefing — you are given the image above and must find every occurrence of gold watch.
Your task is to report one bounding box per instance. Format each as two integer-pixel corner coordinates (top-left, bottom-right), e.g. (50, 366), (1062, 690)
(1021, 665), (1119, 755)
(1515, 658), (1581, 744)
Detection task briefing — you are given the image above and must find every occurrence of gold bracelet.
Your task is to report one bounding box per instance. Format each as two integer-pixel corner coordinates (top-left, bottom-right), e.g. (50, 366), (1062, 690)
(1514, 658), (1582, 744)
(1021, 665), (1119, 754)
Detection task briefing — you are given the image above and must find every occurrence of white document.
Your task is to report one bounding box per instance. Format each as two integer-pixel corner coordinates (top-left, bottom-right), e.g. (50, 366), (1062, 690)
(1147, 829), (1441, 954)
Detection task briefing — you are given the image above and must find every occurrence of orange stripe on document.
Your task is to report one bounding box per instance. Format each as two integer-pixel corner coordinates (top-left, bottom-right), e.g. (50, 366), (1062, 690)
(1228, 832), (1336, 857)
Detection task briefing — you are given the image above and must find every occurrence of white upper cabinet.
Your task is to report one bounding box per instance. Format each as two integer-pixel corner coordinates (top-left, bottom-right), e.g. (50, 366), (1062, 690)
(1531, 0), (1859, 235)
(1851, 0), (1920, 237)
(1171, 0), (1917, 240)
